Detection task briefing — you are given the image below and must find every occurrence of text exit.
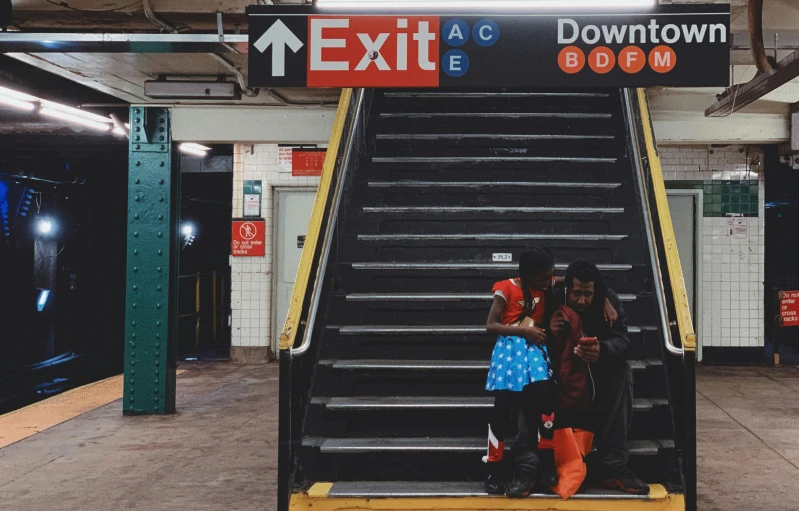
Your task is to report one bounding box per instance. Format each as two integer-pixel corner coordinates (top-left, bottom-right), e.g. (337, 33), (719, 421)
(307, 16), (440, 87)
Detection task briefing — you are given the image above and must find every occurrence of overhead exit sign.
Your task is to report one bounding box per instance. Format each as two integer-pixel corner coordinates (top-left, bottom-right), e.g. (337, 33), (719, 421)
(248, 4), (729, 88)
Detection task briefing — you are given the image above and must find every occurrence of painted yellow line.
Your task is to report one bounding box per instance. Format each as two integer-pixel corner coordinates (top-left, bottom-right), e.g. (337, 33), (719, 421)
(279, 89), (353, 351)
(0, 370), (186, 449)
(637, 88), (697, 352)
(291, 484), (683, 511)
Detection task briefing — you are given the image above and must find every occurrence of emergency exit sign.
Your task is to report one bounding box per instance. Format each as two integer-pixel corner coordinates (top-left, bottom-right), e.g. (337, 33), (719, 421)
(248, 4), (729, 88)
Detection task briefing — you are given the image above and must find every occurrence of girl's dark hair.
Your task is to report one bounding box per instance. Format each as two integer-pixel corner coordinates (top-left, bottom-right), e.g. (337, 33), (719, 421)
(517, 247), (554, 321)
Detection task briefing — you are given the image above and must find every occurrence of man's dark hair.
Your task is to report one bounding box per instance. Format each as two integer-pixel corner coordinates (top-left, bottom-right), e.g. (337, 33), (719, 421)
(565, 260), (608, 319)
(518, 247), (554, 319)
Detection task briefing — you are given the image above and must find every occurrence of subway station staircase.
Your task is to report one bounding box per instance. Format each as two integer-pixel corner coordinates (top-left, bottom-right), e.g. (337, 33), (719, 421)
(277, 89), (696, 511)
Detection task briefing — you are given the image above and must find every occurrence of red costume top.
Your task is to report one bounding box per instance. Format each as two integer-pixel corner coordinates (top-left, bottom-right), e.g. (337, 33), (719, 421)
(492, 278), (546, 326)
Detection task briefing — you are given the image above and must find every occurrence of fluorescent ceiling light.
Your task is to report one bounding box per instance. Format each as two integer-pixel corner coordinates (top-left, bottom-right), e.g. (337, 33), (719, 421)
(179, 143), (210, 157)
(112, 122), (131, 136)
(0, 84), (117, 129)
(40, 100), (113, 125)
(0, 85), (39, 103)
(182, 143), (211, 151)
(316, 0), (655, 8)
(41, 108), (111, 131)
(0, 95), (36, 111)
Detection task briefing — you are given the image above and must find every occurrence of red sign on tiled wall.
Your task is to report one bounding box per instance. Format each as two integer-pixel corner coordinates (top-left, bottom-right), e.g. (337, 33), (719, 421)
(232, 220), (265, 257)
(292, 149), (326, 177)
(780, 290), (799, 327)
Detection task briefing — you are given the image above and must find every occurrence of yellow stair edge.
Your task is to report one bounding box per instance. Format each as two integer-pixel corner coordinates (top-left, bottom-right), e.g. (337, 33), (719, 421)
(291, 483), (684, 511)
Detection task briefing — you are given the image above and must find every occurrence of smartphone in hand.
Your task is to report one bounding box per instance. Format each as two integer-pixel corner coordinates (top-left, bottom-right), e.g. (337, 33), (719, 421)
(578, 336), (598, 347)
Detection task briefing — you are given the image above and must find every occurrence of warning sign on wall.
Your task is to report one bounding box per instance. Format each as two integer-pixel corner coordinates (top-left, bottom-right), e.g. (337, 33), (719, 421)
(232, 220), (266, 257)
(780, 291), (799, 327)
(292, 149), (326, 176)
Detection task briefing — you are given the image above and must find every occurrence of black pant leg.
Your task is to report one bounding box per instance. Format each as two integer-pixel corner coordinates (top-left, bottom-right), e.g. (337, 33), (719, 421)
(592, 360), (633, 468)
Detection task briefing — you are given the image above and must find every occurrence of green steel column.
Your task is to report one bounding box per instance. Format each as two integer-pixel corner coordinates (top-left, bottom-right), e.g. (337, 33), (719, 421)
(124, 107), (179, 415)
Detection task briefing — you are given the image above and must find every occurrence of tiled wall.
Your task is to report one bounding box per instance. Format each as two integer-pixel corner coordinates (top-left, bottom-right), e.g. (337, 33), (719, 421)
(231, 144), (320, 360)
(660, 145), (765, 351)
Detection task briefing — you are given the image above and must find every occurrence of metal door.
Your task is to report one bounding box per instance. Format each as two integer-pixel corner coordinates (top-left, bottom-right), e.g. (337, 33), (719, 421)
(273, 189), (316, 352)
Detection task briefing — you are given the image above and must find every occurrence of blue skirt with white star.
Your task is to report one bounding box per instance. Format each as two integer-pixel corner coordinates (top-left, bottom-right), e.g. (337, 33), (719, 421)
(485, 335), (552, 392)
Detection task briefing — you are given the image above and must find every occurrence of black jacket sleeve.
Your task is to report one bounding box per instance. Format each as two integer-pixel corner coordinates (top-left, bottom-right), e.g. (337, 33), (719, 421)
(599, 288), (631, 362)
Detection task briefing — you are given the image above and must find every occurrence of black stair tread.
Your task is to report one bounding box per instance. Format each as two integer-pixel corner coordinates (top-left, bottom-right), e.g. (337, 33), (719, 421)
(367, 180), (623, 189)
(350, 262), (634, 272)
(330, 325), (652, 334)
(376, 133), (616, 140)
(344, 292), (638, 302)
(312, 396), (668, 411)
(326, 481), (660, 499)
(383, 92), (612, 98)
(361, 206), (625, 214)
(372, 156), (618, 164)
(322, 359), (662, 371)
(304, 436), (673, 455)
(358, 233), (629, 241)
(379, 112), (613, 119)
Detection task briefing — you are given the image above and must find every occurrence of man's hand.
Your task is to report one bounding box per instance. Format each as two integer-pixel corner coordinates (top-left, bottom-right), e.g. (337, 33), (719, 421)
(574, 342), (600, 363)
(549, 311), (570, 339)
(604, 298), (618, 326)
(520, 326), (548, 345)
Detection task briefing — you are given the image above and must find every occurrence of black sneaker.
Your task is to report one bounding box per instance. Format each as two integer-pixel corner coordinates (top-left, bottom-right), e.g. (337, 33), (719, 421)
(506, 452), (538, 498)
(484, 461), (505, 495)
(600, 464), (650, 495)
(538, 449), (559, 487)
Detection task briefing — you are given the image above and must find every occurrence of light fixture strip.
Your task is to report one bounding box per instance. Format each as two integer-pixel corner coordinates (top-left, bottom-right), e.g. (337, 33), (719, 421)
(316, 0), (656, 8)
(40, 108), (112, 132)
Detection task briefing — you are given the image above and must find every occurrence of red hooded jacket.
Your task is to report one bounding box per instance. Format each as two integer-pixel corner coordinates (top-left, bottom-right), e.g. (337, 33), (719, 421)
(548, 305), (592, 411)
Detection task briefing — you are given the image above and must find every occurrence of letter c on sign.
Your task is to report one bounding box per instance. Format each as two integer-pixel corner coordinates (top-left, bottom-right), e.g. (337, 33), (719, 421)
(472, 19), (500, 47)
(558, 46), (585, 74)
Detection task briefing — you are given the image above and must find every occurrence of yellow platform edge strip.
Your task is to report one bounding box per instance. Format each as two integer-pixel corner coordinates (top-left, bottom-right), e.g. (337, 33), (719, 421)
(636, 89), (697, 352)
(0, 369), (186, 449)
(290, 483), (683, 511)
(279, 88), (354, 351)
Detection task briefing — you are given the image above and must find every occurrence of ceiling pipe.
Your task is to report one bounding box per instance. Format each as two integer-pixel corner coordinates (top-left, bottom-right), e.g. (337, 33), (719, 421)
(749, 0), (776, 74)
(143, 0), (178, 34)
(209, 53), (261, 98)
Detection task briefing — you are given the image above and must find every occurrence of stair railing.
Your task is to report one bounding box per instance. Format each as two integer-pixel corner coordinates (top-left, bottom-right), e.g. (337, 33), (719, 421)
(623, 88), (698, 511)
(276, 88), (370, 511)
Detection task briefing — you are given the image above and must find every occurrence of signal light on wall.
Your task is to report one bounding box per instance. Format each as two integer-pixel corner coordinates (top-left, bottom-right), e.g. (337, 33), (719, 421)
(36, 217), (55, 236)
(181, 222), (196, 249)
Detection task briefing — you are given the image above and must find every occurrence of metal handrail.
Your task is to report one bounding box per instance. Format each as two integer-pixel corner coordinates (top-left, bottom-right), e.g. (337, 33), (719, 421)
(291, 89), (366, 358)
(635, 88), (697, 353)
(622, 89), (683, 357)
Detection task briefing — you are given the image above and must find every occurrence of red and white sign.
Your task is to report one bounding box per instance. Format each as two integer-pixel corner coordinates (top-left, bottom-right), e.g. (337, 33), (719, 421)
(232, 220), (266, 257)
(292, 149), (326, 176)
(307, 16), (439, 87)
(780, 291), (799, 327)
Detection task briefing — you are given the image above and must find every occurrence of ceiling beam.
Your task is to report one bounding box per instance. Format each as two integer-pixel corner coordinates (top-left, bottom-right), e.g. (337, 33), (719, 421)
(705, 49), (799, 117)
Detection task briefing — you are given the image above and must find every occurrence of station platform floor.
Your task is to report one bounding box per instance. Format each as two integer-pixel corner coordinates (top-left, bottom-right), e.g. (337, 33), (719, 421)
(0, 361), (797, 511)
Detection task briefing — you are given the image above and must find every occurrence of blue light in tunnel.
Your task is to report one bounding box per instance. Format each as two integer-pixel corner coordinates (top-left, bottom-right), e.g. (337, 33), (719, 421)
(37, 289), (50, 312)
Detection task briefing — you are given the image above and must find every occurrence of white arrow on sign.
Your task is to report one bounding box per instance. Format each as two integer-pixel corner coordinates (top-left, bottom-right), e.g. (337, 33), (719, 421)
(253, 19), (304, 77)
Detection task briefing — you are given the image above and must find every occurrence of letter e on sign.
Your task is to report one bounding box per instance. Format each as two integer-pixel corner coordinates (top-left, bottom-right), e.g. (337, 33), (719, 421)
(307, 15), (440, 87)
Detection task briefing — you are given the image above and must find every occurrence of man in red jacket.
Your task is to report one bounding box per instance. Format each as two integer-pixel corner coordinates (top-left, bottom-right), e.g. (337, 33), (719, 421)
(548, 261), (650, 495)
